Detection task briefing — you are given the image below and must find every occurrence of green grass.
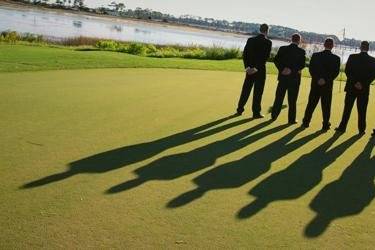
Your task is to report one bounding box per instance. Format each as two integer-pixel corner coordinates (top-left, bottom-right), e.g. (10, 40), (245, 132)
(2, 43), (315, 76)
(0, 68), (374, 248)
(0, 43), (242, 72)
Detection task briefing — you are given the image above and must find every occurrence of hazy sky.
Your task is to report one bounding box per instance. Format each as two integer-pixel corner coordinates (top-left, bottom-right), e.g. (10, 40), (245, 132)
(86, 0), (374, 41)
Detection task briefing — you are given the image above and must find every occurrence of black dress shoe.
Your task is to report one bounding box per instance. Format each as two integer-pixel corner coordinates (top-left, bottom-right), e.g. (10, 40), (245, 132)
(253, 114), (265, 119)
(359, 131), (366, 136)
(322, 123), (331, 131)
(235, 111), (243, 116)
(288, 120), (298, 125)
(301, 123), (309, 128)
(322, 126), (331, 131)
(301, 124), (309, 129)
(335, 127), (345, 133)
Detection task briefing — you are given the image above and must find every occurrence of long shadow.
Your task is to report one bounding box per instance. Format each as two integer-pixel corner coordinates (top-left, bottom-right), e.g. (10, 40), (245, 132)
(167, 127), (322, 208)
(21, 115), (251, 189)
(106, 119), (280, 194)
(237, 133), (360, 219)
(304, 138), (375, 238)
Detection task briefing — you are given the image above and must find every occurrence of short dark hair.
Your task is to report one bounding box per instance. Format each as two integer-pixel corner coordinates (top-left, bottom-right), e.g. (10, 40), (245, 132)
(292, 33), (301, 43)
(361, 41), (370, 51)
(259, 24), (269, 33)
(324, 38), (334, 49)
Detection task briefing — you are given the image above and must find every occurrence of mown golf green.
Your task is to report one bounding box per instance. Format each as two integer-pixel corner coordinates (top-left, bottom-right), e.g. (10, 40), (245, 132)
(1, 45), (374, 248)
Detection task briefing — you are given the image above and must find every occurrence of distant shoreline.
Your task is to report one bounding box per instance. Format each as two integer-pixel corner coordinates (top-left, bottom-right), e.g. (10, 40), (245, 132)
(0, 0), (261, 41)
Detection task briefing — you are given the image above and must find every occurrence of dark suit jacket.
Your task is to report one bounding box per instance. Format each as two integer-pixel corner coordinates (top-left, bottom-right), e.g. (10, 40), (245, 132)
(243, 34), (272, 71)
(309, 50), (341, 90)
(345, 52), (375, 95)
(274, 43), (306, 82)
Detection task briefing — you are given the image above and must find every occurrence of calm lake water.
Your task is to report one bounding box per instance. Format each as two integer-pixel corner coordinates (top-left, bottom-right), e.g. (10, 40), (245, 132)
(0, 5), (288, 49)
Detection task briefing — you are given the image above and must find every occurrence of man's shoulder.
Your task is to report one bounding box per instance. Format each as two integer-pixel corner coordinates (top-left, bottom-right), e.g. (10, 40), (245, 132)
(288, 44), (305, 54)
(253, 35), (272, 44)
(367, 55), (375, 67)
(332, 54), (341, 64)
(367, 54), (375, 62)
(248, 36), (256, 41)
(298, 47), (306, 54)
(264, 37), (272, 45)
(323, 52), (340, 61)
(311, 51), (323, 57)
(246, 36), (257, 44)
(348, 53), (358, 60)
(332, 53), (341, 60)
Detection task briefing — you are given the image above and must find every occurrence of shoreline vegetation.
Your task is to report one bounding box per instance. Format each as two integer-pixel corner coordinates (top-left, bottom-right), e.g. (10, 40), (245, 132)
(3, 0), (374, 49)
(0, 30), (274, 61)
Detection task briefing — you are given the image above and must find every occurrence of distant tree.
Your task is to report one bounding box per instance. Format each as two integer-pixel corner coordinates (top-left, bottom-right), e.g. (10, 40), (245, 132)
(108, 1), (126, 13)
(117, 3), (126, 13)
(55, 0), (64, 6)
(108, 1), (116, 10)
(73, 0), (84, 8)
(134, 7), (143, 19)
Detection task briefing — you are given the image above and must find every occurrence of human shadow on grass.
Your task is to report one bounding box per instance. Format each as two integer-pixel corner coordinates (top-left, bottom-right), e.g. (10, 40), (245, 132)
(237, 133), (360, 220)
(167, 127), (322, 208)
(106, 119), (280, 194)
(21, 115), (251, 189)
(304, 138), (375, 238)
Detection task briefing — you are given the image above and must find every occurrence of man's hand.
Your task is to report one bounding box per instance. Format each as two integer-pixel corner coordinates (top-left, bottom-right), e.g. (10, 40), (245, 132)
(318, 78), (326, 86)
(246, 67), (258, 75)
(355, 82), (363, 90)
(281, 67), (292, 76)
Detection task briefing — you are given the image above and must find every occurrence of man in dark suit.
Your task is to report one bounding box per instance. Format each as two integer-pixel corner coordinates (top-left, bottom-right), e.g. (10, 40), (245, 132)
(236, 24), (272, 118)
(336, 41), (375, 135)
(271, 33), (306, 124)
(302, 38), (341, 131)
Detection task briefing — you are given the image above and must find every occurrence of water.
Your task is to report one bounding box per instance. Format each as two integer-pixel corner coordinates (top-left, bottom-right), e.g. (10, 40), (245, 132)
(0, 5), (287, 49)
(1, 5), (374, 62)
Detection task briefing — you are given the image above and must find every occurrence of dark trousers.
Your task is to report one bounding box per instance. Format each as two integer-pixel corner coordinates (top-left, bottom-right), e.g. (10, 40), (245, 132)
(271, 79), (301, 122)
(237, 71), (266, 115)
(338, 92), (369, 132)
(303, 87), (332, 128)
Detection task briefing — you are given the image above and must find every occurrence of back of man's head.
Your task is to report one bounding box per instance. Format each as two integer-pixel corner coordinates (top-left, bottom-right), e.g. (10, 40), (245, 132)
(259, 24), (269, 34)
(292, 33), (301, 44)
(324, 38), (335, 50)
(361, 41), (370, 52)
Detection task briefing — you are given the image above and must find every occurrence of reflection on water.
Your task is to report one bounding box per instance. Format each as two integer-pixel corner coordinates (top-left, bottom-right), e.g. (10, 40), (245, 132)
(73, 20), (82, 28)
(135, 28), (151, 34)
(110, 25), (122, 32)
